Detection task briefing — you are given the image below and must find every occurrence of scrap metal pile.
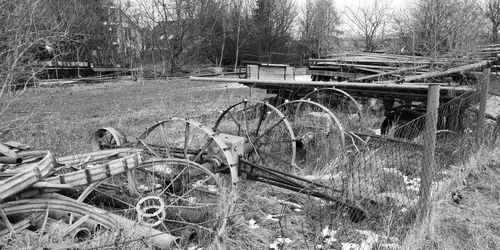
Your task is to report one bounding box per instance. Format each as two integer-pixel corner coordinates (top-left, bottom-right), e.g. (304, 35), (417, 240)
(0, 91), (428, 248)
(2, 50), (497, 248)
(0, 142), (177, 248)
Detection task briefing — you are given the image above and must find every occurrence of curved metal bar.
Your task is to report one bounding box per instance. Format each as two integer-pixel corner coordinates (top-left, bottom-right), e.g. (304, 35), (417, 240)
(278, 99), (345, 149)
(302, 87), (363, 124)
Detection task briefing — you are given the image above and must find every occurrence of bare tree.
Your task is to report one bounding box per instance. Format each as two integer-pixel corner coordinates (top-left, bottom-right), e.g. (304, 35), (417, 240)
(485, 0), (500, 43)
(299, 0), (341, 58)
(346, 0), (389, 52)
(252, 0), (296, 57)
(0, 0), (79, 99)
(136, 0), (226, 74)
(394, 0), (485, 56)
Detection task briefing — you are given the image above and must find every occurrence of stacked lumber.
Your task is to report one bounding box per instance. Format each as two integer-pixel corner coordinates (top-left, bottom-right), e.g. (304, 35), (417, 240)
(0, 142), (177, 249)
(309, 52), (494, 84)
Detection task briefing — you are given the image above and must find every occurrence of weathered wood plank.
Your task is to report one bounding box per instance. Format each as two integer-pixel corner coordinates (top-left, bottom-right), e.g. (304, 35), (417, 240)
(400, 60), (490, 83)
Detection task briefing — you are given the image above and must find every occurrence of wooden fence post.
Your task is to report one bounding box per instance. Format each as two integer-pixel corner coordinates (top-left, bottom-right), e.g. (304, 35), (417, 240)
(418, 83), (440, 222)
(478, 67), (490, 138)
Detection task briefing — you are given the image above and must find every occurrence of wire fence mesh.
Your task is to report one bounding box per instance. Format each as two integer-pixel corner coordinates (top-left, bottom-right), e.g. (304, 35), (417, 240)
(310, 81), (500, 245)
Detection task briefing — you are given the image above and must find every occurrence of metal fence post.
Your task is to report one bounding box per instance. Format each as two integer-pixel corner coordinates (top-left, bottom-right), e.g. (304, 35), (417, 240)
(418, 83), (440, 222)
(478, 67), (490, 138)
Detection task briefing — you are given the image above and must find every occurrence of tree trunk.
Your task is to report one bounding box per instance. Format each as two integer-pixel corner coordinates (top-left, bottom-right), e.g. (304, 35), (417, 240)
(219, 17), (226, 67)
(219, 3), (226, 67)
(234, 4), (241, 71)
(493, 24), (499, 43)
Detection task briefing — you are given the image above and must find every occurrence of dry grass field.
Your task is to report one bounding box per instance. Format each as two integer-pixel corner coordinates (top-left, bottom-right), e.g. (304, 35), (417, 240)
(1, 79), (499, 249)
(1, 79), (268, 156)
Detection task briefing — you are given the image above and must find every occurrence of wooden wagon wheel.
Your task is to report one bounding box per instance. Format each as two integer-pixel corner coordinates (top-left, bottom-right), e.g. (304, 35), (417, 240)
(91, 127), (127, 151)
(213, 100), (297, 171)
(302, 88), (364, 131)
(277, 99), (345, 170)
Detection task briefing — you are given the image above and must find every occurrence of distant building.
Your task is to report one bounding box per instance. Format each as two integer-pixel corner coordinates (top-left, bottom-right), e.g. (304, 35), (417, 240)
(89, 0), (143, 67)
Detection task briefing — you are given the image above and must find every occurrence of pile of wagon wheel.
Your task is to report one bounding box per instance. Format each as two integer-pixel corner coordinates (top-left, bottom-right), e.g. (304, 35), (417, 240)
(1, 87), (419, 249)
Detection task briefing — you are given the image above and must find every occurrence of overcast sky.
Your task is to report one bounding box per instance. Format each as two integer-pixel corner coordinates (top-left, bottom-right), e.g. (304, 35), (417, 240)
(297, 0), (411, 12)
(295, 0), (412, 34)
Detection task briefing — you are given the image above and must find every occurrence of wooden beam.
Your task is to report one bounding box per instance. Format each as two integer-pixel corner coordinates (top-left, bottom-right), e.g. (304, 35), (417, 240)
(400, 60), (490, 83)
(354, 65), (428, 81)
(308, 70), (368, 79)
(189, 76), (475, 92)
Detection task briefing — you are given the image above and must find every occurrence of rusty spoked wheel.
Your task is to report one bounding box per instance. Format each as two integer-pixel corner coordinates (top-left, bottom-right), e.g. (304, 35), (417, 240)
(136, 159), (224, 237)
(213, 100), (297, 170)
(136, 118), (240, 184)
(80, 158), (226, 245)
(303, 88), (363, 131)
(278, 99), (345, 170)
(91, 127), (128, 151)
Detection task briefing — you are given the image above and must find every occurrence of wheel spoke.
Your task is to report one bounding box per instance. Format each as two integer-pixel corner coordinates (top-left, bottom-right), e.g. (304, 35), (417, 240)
(138, 139), (161, 158)
(227, 110), (242, 135)
(160, 122), (172, 157)
(184, 122), (190, 159)
(254, 105), (268, 136)
(162, 218), (212, 231)
(168, 176), (212, 206)
(158, 165), (190, 197)
(254, 118), (284, 143)
(243, 101), (250, 136)
(93, 188), (135, 209)
(193, 138), (213, 162)
(98, 138), (110, 146)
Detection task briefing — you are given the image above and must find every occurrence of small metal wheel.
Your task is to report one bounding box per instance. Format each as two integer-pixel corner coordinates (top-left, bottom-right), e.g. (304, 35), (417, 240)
(136, 118), (239, 183)
(303, 88), (363, 131)
(213, 100), (297, 170)
(278, 100), (345, 170)
(91, 127), (127, 151)
(135, 195), (166, 227)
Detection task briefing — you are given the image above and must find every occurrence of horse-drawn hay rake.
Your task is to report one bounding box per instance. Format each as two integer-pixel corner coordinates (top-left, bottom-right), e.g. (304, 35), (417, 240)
(88, 92), (376, 240)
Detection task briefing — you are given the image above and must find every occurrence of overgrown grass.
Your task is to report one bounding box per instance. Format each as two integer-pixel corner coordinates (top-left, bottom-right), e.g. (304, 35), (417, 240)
(2, 78), (497, 249)
(402, 144), (500, 250)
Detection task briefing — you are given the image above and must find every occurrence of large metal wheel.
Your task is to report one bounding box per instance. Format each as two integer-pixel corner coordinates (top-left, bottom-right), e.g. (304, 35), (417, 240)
(91, 127), (127, 151)
(213, 100), (297, 170)
(303, 88), (363, 131)
(80, 158), (225, 245)
(137, 159), (223, 231)
(277, 100), (345, 170)
(135, 118), (239, 183)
